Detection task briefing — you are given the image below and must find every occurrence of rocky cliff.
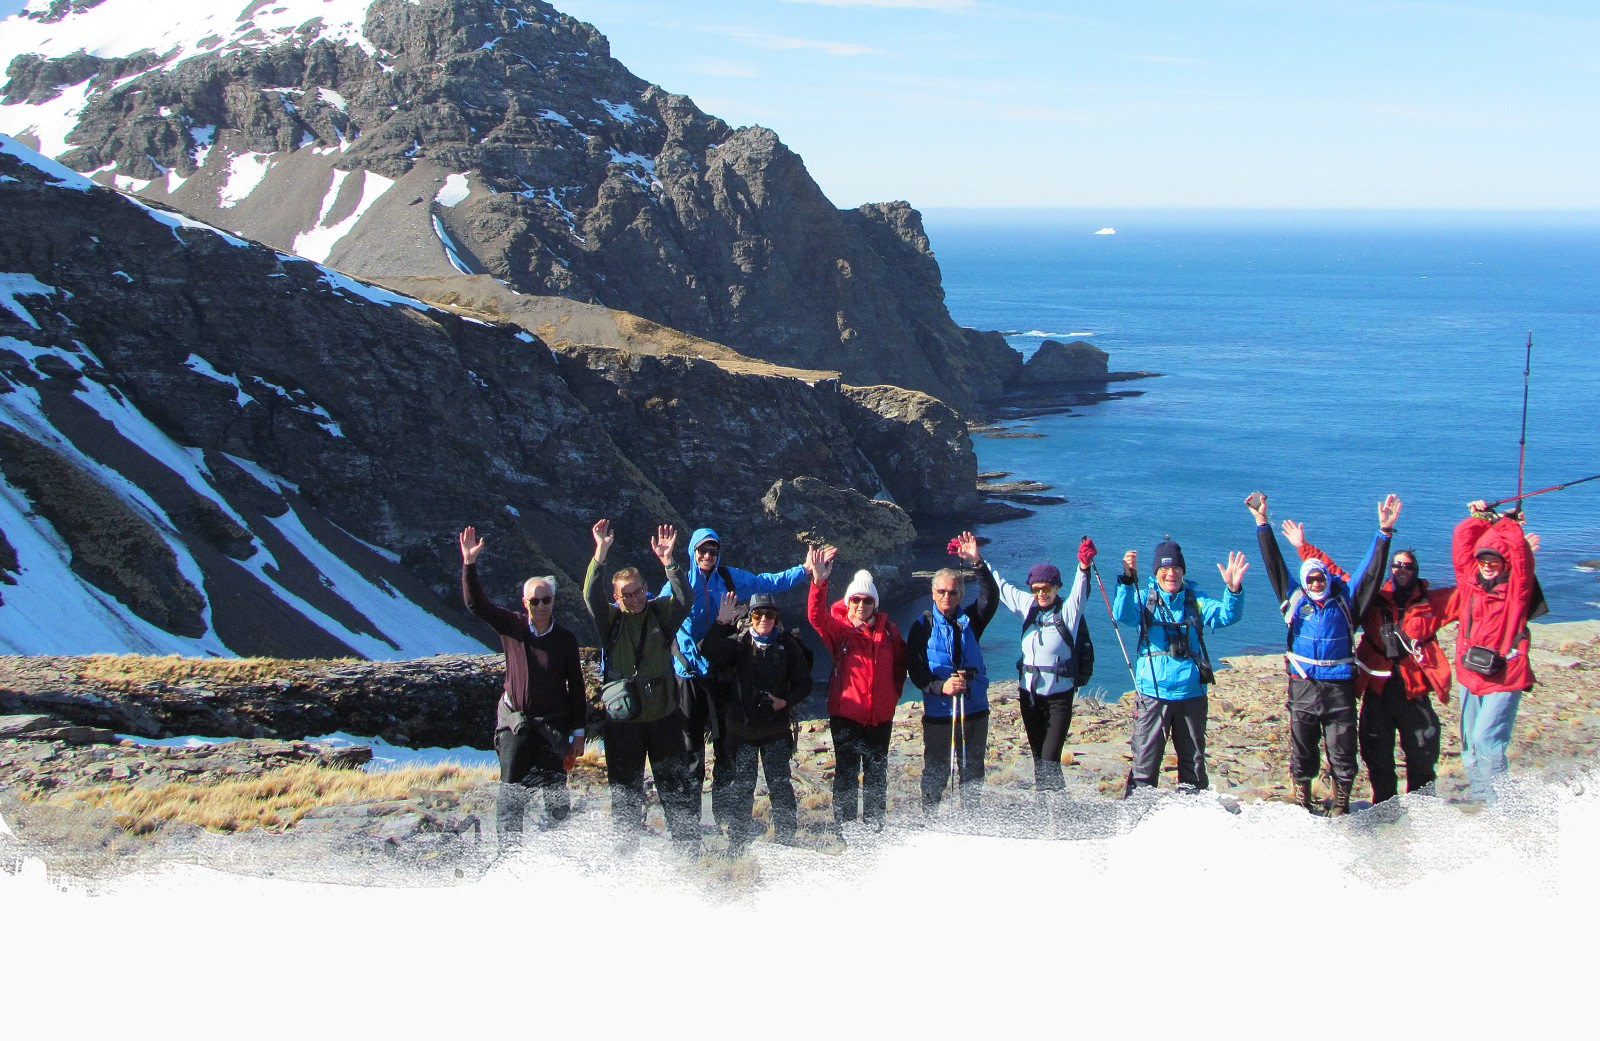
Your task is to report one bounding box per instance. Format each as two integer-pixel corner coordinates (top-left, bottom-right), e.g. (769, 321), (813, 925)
(1, 137), (967, 654)
(0, 0), (1024, 411)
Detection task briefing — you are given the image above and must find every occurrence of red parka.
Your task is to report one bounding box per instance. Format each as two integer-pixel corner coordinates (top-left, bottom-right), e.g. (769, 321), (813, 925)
(807, 579), (906, 726)
(1451, 514), (1536, 696)
(1298, 541), (1455, 702)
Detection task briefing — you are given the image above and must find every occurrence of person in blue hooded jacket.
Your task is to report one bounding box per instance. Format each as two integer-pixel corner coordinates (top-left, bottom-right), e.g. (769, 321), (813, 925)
(662, 527), (810, 821)
(1248, 492), (1399, 816)
(1113, 538), (1249, 794)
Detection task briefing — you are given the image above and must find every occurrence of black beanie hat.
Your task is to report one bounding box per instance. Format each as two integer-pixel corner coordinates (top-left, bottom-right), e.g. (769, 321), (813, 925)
(1153, 539), (1186, 572)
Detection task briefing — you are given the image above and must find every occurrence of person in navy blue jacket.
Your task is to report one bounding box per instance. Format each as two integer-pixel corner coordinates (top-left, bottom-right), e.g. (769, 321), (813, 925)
(1248, 492), (1400, 816)
(907, 531), (999, 813)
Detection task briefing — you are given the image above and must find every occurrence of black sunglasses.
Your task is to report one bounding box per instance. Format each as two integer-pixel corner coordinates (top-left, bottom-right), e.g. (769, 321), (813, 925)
(524, 595), (554, 606)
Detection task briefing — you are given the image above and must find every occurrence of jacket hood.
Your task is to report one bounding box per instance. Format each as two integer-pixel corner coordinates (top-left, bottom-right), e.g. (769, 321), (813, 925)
(690, 527), (721, 555)
(1473, 521), (1523, 564)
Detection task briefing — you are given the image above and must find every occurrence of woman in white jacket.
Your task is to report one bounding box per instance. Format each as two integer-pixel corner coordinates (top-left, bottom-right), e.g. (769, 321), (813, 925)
(984, 535), (1097, 797)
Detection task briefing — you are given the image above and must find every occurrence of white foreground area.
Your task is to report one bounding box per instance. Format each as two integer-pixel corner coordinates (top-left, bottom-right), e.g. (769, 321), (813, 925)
(2, 774), (1597, 1036)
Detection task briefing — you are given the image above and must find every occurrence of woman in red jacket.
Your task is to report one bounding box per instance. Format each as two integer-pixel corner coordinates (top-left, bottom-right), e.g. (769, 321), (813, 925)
(1452, 500), (1538, 803)
(806, 544), (907, 833)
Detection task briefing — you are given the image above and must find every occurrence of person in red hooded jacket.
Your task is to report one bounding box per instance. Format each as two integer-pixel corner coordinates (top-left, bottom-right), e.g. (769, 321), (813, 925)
(1451, 500), (1539, 803)
(1293, 534), (1454, 804)
(805, 544), (907, 833)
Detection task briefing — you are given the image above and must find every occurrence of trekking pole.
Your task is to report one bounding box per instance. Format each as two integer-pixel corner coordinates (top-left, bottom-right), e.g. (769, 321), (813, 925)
(1484, 472), (1600, 510)
(1515, 331), (1532, 507)
(1090, 561), (1137, 683)
(951, 679), (965, 812)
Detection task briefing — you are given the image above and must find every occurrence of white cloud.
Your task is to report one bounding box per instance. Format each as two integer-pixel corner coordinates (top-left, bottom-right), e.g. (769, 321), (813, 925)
(713, 28), (882, 57)
(782, 0), (974, 9)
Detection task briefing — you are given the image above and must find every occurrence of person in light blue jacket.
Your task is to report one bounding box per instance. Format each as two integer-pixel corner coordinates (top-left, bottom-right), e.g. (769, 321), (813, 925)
(661, 527), (809, 817)
(1113, 538), (1248, 793)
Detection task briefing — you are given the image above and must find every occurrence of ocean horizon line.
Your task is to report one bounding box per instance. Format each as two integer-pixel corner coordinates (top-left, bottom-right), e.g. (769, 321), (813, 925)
(922, 206), (1600, 230)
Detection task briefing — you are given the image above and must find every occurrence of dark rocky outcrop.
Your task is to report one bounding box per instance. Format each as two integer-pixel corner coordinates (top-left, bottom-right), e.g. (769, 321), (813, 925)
(2, 0), (1025, 411)
(1024, 339), (1110, 383)
(0, 140), (977, 652)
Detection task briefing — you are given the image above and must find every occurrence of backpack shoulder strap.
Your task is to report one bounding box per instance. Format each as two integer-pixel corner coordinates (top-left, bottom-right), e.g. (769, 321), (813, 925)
(718, 564), (735, 594)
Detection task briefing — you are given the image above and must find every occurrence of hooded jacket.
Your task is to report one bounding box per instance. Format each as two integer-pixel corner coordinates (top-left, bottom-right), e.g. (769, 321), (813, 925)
(662, 526), (807, 678)
(1113, 577), (1242, 701)
(807, 579), (907, 726)
(1297, 541), (1455, 702)
(1451, 513), (1536, 696)
(1257, 525), (1391, 681)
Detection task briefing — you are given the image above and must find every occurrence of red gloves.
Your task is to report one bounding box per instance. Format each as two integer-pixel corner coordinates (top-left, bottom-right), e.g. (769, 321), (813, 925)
(1078, 537), (1097, 567)
(947, 536), (963, 556)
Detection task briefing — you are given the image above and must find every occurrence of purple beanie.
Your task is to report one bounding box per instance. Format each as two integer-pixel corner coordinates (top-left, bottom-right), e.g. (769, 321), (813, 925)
(1025, 563), (1062, 587)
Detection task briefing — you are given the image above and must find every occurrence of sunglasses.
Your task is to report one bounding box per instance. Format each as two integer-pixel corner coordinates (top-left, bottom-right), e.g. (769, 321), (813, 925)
(695, 545), (720, 556)
(1391, 562), (1417, 571)
(617, 586), (647, 599)
(932, 588), (961, 597)
(848, 595), (874, 605)
(750, 609), (778, 620)
(1029, 584), (1056, 594)
(524, 595), (554, 606)
(1304, 573), (1328, 584)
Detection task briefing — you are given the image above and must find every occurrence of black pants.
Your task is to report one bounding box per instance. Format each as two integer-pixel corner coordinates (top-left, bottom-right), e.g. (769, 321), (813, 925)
(604, 713), (698, 842)
(1358, 675), (1441, 802)
(682, 675), (732, 817)
(830, 716), (892, 824)
(1287, 677), (1358, 784)
(715, 730), (798, 847)
(494, 726), (569, 835)
(1128, 694), (1208, 791)
(1019, 691), (1075, 792)
(921, 710), (990, 811)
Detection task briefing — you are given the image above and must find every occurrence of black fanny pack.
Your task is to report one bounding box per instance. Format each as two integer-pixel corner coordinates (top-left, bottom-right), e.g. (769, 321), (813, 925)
(1461, 645), (1506, 677)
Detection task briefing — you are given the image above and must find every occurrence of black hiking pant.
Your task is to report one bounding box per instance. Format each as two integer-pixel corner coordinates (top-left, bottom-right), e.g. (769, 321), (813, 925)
(1019, 690), (1075, 792)
(1287, 677), (1358, 784)
(681, 674), (732, 814)
(716, 730), (798, 848)
(830, 716), (892, 824)
(1358, 675), (1440, 802)
(921, 710), (990, 812)
(604, 712), (698, 842)
(1127, 694), (1208, 791)
(494, 725), (569, 837)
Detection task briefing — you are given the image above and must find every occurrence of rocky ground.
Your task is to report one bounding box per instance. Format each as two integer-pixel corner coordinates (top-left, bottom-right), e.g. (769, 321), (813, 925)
(3, 620), (1598, 884)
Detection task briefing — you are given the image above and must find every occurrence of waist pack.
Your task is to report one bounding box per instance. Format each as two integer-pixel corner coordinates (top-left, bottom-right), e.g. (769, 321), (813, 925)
(1461, 645), (1506, 677)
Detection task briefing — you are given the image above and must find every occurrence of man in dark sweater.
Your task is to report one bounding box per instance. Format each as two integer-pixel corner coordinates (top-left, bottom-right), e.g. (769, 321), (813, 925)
(460, 526), (588, 843)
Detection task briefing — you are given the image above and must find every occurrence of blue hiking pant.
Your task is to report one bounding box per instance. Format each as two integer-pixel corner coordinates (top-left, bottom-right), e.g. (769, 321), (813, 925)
(1459, 687), (1522, 802)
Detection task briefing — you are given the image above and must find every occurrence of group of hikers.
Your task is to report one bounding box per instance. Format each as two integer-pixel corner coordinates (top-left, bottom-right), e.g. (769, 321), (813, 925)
(458, 488), (1543, 852)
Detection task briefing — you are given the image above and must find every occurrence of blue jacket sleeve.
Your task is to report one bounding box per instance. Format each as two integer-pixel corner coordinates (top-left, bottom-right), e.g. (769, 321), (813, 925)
(1196, 585), (1243, 629)
(730, 564), (807, 597)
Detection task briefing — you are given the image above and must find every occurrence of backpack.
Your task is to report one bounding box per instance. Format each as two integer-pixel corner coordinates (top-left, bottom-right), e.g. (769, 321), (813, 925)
(1138, 587), (1215, 686)
(1017, 601), (1094, 687)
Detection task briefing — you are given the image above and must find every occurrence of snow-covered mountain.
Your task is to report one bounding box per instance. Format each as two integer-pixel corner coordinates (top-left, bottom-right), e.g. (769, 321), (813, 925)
(0, 0), (1023, 410)
(2, 133), (975, 656)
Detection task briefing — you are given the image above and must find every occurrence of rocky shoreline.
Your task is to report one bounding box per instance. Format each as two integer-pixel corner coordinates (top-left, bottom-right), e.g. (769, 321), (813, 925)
(3, 619), (1598, 883)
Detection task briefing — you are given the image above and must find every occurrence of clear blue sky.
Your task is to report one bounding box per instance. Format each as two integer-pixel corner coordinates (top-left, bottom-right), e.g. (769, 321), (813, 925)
(2, 0), (1594, 210)
(554, 0), (1600, 211)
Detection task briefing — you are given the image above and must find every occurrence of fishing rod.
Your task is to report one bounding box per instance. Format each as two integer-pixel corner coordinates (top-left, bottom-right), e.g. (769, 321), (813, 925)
(1516, 331), (1532, 505)
(1485, 472), (1600, 510)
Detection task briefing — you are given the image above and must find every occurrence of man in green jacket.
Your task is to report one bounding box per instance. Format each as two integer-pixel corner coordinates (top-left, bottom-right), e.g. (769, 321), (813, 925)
(583, 518), (696, 851)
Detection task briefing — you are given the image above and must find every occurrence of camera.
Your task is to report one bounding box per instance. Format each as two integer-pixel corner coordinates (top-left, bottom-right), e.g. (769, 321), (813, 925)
(1167, 629), (1191, 660)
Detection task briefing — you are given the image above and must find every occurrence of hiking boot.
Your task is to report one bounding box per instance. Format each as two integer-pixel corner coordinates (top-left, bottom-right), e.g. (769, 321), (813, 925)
(1293, 778), (1318, 814)
(1329, 780), (1353, 818)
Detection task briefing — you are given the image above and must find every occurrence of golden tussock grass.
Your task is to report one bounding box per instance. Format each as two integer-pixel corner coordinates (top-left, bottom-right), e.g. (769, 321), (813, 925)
(46, 761), (498, 836)
(78, 653), (359, 689)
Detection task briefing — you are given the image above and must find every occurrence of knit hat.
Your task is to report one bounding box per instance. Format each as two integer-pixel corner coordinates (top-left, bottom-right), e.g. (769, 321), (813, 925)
(1025, 563), (1062, 587)
(1299, 558), (1330, 602)
(1152, 540), (1185, 572)
(845, 570), (879, 604)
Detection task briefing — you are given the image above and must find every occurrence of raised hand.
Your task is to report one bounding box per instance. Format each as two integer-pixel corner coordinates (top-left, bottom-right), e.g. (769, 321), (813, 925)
(1244, 491), (1269, 525)
(1280, 519), (1306, 549)
(591, 518), (614, 562)
(955, 530), (981, 566)
(1378, 494), (1402, 530)
(1526, 532), (1541, 553)
(716, 590), (738, 624)
(1217, 551), (1250, 593)
(651, 524), (678, 564)
(459, 526), (484, 564)
(1122, 549), (1137, 578)
(1078, 536), (1097, 569)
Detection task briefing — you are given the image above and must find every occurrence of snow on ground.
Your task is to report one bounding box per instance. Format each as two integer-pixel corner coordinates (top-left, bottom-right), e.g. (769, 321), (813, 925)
(292, 168), (395, 263)
(0, 272), (59, 329)
(217, 151), (271, 208)
(431, 215), (474, 274)
(0, 79), (94, 160)
(434, 172), (470, 208)
(183, 353), (256, 408)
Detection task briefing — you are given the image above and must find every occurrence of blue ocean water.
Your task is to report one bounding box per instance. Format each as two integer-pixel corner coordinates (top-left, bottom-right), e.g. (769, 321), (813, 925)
(919, 209), (1600, 668)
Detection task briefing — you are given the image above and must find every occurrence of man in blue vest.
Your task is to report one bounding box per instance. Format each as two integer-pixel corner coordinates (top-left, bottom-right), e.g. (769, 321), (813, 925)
(664, 528), (808, 827)
(1248, 492), (1400, 816)
(907, 531), (999, 813)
